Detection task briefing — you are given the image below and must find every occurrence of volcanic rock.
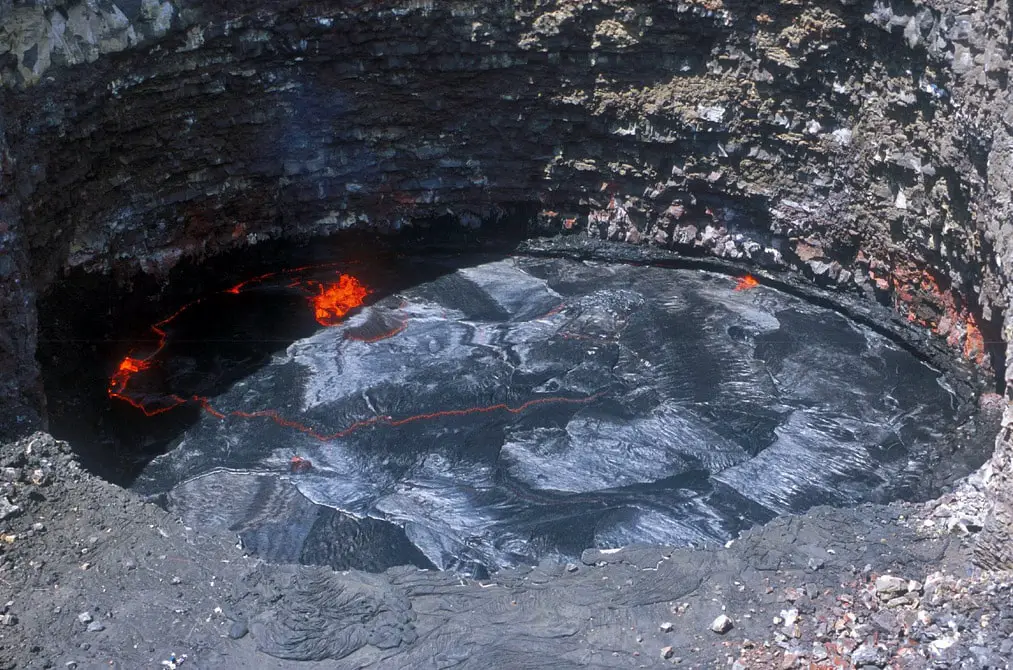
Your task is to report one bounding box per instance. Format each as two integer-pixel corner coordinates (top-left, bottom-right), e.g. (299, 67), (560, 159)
(875, 575), (909, 597)
(711, 615), (734, 634)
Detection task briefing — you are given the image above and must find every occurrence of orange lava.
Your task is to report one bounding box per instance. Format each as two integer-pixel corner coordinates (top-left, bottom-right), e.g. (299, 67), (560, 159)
(734, 274), (760, 291)
(964, 314), (985, 361)
(886, 264), (988, 366)
(225, 262), (344, 295)
(311, 275), (370, 326)
(109, 268), (370, 416)
(231, 394), (603, 442)
(106, 297), (206, 416)
(110, 356), (150, 391)
(109, 356), (190, 416)
(106, 267), (596, 442)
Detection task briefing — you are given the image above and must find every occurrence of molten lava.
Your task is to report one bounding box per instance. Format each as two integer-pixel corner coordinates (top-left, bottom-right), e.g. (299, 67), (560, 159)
(109, 268), (367, 417)
(107, 266), (592, 442)
(109, 355), (188, 415)
(735, 274), (760, 291)
(231, 394), (603, 442)
(106, 297), (209, 415)
(225, 262), (345, 295)
(110, 356), (150, 391)
(110, 269), (369, 414)
(311, 275), (369, 326)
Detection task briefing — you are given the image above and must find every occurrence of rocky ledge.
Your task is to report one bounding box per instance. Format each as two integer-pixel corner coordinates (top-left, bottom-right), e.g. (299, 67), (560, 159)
(0, 431), (1007, 669)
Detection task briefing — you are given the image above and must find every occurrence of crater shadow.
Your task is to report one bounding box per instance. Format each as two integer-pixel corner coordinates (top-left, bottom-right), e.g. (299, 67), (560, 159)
(37, 229), (524, 487)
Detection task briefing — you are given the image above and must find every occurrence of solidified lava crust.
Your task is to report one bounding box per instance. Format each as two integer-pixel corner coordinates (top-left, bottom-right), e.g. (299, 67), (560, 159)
(53, 251), (992, 579)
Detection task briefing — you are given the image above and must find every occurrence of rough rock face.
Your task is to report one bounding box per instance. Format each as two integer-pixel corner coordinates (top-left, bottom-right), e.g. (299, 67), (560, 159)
(1, 1), (1013, 557)
(977, 415), (1013, 567)
(0, 110), (41, 438)
(2, 431), (1008, 669)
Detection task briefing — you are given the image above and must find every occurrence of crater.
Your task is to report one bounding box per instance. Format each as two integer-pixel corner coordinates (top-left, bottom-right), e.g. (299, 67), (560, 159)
(4, 1), (1013, 664)
(38, 243), (993, 576)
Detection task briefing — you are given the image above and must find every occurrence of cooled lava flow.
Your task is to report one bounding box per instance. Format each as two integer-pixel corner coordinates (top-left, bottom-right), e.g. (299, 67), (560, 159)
(124, 256), (983, 574)
(109, 268), (770, 438)
(231, 394), (604, 442)
(345, 300), (411, 343)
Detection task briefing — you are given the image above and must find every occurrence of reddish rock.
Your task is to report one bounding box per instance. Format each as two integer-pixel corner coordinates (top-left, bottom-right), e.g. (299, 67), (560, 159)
(795, 240), (823, 262)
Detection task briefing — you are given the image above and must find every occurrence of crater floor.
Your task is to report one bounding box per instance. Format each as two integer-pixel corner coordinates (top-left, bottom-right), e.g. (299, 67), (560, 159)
(99, 255), (971, 575)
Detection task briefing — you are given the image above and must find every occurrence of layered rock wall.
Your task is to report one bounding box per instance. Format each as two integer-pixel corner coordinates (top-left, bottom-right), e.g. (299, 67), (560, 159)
(2, 0), (1013, 561)
(0, 104), (41, 436)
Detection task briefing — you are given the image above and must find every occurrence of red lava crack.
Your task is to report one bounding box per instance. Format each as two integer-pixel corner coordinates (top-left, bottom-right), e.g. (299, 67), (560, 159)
(108, 268), (601, 441)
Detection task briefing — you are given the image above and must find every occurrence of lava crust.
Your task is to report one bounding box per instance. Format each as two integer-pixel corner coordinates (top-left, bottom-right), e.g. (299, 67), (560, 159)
(79, 255), (985, 575)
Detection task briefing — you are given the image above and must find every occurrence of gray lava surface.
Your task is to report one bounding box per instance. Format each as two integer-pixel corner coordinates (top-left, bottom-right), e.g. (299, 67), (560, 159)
(130, 256), (968, 575)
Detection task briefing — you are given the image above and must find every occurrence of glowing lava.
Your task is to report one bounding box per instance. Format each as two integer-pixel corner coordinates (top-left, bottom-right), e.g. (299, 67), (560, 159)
(110, 356), (150, 390)
(108, 356), (187, 416)
(735, 274), (760, 291)
(225, 262), (344, 295)
(106, 267), (592, 442)
(311, 275), (370, 326)
(109, 269), (367, 416)
(231, 394), (603, 442)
